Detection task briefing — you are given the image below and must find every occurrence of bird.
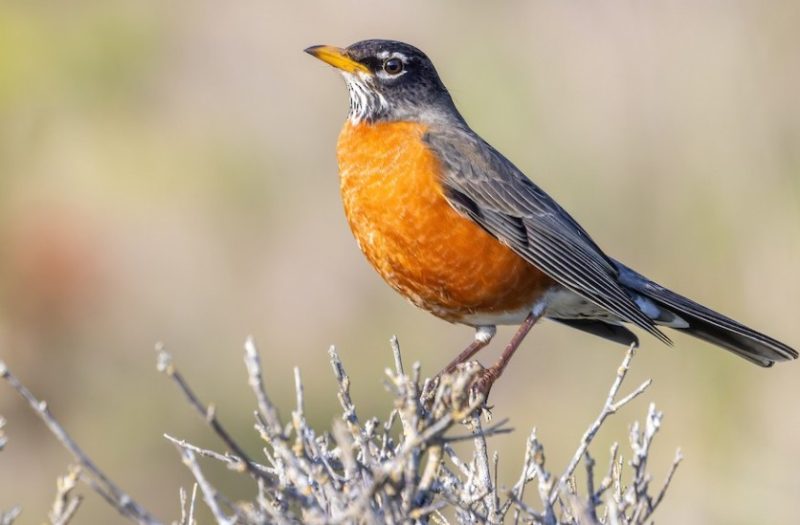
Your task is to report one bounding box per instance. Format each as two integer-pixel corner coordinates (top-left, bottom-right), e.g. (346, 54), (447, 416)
(305, 39), (796, 394)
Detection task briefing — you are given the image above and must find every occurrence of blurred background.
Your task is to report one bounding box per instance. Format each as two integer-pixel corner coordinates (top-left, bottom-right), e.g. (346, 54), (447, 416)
(0, 0), (798, 522)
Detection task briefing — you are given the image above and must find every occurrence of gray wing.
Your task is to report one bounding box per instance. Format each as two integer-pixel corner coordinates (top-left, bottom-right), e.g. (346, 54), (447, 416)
(424, 126), (669, 343)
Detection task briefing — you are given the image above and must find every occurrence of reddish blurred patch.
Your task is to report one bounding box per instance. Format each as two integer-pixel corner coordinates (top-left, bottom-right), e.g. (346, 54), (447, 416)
(0, 203), (106, 352)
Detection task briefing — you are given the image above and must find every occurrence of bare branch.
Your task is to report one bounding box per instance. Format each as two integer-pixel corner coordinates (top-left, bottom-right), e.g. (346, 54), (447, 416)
(243, 337), (283, 437)
(175, 448), (236, 525)
(646, 448), (683, 521)
(163, 434), (255, 471)
(0, 506), (21, 525)
(2, 335), (680, 525)
(48, 466), (83, 525)
(0, 360), (159, 525)
(550, 344), (650, 504)
(156, 345), (272, 484)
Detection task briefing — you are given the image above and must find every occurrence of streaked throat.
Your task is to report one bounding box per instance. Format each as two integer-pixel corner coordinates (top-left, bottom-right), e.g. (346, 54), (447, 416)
(342, 73), (387, 124)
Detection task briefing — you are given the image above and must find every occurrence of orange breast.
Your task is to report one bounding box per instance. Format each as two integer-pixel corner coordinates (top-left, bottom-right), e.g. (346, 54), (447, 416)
(337, 120), (553, 324)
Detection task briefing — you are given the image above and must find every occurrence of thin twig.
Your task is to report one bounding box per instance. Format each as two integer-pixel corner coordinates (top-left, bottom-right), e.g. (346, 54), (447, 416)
(468, 414), (496, 522)
(0, 507), (21, 525)
(178, 487), (188, 525)
(0, 361), (159, 525)
(443, 418), (513, 443)
(156, 345), (271, 484)
(163, 434), (270, 473)
(550, 344), (651, 504)
(584, 451), (599, 523)
(0, 417), (8, 452)
(390, 336), (404, 376)
(329, 346), (361, 430)
(2, 334), (681, 524)
(644, 448), (683, 521)
(175, 448), (236, 525)
(48, 466), (83, 525)
(244, 337), (283, 437)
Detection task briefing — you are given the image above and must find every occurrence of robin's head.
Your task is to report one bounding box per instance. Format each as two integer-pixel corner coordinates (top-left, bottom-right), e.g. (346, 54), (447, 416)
(305, 39), (460, 125)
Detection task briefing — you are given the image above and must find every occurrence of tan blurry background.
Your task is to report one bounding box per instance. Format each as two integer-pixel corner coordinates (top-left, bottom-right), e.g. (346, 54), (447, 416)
(0, 0), (798, 522)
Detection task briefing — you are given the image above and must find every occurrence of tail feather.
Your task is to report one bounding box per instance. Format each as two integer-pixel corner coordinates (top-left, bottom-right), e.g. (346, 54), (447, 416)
(615, 261), (798, 367)
(552, 318), (640, 347)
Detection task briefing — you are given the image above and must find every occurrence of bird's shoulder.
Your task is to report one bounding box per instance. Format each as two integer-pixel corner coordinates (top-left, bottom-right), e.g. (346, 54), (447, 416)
(422, 123), (612, 267)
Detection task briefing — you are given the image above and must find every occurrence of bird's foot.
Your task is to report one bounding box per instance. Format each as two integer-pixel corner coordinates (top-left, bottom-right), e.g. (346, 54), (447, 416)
(470, 365), (500, 406)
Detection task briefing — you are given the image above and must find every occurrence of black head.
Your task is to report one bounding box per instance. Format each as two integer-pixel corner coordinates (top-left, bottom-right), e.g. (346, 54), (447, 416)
(305, 39), (460, 124)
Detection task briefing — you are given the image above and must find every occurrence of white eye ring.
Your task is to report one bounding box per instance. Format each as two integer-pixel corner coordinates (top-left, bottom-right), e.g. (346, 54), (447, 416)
(382, 58), (404, 75)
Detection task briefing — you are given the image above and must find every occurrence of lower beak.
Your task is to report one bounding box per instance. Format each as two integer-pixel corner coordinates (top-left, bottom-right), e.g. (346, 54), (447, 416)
(304, 45), (369, 74)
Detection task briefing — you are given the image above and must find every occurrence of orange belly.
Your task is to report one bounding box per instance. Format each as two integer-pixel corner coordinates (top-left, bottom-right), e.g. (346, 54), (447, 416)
(337, 121), (553, 324)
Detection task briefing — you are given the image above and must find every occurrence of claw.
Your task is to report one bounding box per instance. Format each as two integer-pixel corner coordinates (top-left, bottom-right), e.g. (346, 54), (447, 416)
(470, 366), (500, 404)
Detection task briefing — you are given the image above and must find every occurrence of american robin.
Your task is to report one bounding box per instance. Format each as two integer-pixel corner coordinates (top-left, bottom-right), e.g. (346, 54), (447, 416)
(305, 39), (796, 393)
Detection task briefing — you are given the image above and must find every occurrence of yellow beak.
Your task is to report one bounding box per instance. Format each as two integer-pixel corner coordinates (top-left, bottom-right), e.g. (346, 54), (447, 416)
(304, 45), (369, 74)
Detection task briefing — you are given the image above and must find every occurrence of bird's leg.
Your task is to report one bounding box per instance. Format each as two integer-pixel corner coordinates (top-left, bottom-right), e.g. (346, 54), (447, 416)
(443, 326), (496, 373)
(472, 304), (546, 400)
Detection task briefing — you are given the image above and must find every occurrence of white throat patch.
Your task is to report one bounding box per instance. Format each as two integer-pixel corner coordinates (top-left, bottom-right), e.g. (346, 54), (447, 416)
(342, 72), (388, 124)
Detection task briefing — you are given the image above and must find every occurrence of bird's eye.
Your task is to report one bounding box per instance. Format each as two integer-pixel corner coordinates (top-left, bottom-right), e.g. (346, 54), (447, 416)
(383, 58), (404, 75)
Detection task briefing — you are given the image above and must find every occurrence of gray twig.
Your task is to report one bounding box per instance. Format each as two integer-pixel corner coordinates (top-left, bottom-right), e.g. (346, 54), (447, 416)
(1, 335), (680, 524)
(0, 507), (21, 525)
(175, 448), (236, 525)
(156, 344), (272, 484)
(48, 466), (83, 525)
(243, 337), (283, 437)
(0, 360), (159, 525)
(550, 344), (650, 504)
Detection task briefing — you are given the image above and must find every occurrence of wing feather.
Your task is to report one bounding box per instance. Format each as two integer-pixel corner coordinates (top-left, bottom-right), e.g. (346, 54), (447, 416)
(425, 126), (669, 343)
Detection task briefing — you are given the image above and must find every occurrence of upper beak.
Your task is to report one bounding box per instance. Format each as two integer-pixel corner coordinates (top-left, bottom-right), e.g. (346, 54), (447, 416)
(304, 45), (369, 74)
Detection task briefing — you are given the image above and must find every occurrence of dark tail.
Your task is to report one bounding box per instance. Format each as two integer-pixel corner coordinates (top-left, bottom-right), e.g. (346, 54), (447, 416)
(615, 262), (798, 367)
